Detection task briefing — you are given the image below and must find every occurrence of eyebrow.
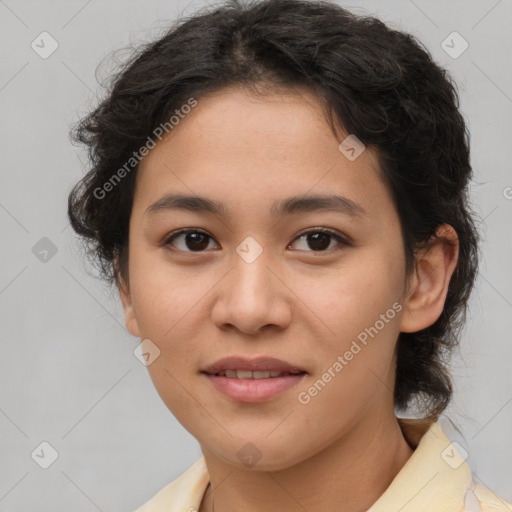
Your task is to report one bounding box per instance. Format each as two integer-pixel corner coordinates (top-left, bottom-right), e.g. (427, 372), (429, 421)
(145, 193), (367, 218)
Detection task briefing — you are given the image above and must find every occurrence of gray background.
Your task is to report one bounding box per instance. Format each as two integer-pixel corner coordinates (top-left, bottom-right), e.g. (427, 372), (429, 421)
(1, 0), (511, 510)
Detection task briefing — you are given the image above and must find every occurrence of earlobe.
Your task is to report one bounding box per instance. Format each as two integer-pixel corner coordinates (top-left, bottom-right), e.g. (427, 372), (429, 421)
(117, 276), (141, 338)
(399, 225), (459, 333)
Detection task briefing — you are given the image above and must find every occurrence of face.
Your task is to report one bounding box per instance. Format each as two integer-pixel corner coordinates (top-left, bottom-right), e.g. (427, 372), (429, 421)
(121, 85), (412, 470)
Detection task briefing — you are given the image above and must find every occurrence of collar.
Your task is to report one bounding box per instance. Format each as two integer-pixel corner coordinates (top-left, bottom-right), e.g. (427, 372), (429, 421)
(137, 418), (484, 512)
(367, 418), (474, 511)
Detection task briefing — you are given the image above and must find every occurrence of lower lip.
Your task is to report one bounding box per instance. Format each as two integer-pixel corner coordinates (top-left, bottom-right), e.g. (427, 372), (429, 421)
(203, 372), (307, 402)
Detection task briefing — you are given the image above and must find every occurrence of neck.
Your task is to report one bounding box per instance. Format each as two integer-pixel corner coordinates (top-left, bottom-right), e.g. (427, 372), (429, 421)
(199, 412), (415, 512)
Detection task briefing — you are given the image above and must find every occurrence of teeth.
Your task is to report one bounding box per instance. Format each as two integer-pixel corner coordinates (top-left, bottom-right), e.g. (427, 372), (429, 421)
(215, 370), (301, 379)
(253, 371), (270, 379)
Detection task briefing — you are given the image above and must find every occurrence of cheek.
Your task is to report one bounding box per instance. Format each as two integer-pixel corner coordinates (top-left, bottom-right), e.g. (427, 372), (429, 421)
(127, 247), (218, 395)
(298, 249), (405, 391)
(128, 245), (204, 337)
(292, 263), (402, 416)
(298, 252), (403, 334)
(128, 260), (204, 408)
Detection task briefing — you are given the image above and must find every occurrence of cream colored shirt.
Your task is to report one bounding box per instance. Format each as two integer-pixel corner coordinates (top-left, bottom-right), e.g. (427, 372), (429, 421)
(134, 418), (512, 512)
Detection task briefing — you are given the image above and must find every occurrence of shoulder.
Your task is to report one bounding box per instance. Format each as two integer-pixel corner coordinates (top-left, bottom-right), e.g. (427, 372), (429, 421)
(469, 481), (512, 512)
(133, 456), (209, 512)
(377, 418), (512, 512)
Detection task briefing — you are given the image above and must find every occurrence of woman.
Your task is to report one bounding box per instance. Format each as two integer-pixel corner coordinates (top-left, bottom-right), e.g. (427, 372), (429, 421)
(67, 0), (512, 510)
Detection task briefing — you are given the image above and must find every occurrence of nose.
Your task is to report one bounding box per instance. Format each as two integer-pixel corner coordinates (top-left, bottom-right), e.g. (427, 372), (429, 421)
(210, 248), (292, 336)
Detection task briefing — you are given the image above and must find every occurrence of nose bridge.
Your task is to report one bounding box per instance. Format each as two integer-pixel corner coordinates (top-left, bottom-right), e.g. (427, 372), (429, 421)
(231, 239), (275, 303)
(211, 237), (291, 333)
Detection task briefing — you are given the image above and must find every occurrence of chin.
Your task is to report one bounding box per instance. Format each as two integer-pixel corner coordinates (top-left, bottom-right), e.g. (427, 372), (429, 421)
(204, 436), (313, 472)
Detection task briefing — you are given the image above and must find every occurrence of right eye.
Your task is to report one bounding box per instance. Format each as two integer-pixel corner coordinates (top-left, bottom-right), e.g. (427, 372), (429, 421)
(163, 229), (220, 252)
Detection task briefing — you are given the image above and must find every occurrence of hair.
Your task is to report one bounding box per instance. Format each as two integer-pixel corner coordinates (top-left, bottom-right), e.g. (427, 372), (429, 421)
(68, 0), (480, 422)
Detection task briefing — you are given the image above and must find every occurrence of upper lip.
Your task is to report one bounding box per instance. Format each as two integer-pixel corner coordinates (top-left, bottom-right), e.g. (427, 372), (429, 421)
(202, 356), (307, 374)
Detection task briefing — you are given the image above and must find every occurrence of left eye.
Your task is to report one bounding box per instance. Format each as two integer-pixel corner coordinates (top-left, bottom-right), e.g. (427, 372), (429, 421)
(289, 229), (348, 252)
(163, 228), (348, 253)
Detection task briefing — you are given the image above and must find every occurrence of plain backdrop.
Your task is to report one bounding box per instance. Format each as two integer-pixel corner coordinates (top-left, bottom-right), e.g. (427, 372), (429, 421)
(0, 0), (511, 510)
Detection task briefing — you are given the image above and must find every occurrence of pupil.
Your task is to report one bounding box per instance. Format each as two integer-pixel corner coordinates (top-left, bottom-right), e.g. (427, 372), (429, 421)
(186, 233), (209, 251)
(307, 233), (330, 251)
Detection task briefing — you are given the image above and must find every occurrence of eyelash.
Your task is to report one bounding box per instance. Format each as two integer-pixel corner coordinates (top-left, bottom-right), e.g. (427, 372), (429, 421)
(162, 227), (350, 254)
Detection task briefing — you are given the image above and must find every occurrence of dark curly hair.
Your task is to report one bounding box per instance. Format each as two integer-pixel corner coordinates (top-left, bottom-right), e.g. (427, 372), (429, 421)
(68, 0), (480, 422)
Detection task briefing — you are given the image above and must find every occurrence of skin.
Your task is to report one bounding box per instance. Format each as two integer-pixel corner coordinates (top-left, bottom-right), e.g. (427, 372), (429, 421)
(119, 85), (459, 512)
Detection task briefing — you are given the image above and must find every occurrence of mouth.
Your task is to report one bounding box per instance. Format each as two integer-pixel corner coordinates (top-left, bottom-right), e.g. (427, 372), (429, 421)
(201, 356), (308, 402)
(205, 369), (307, 379)
(203, 372), (307, 402)
(201, 355), (307, 376)
(200, 355), (308, 402)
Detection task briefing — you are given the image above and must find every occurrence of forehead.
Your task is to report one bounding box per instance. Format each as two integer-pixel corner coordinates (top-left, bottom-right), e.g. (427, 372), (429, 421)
(158, 85), (344, 158)
(134, 85), (395, 224)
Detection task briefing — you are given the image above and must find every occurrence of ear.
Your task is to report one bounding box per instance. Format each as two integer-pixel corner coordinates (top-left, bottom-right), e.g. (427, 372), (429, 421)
(400, 224), (459, 333)
(117, 271), (141, 338)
